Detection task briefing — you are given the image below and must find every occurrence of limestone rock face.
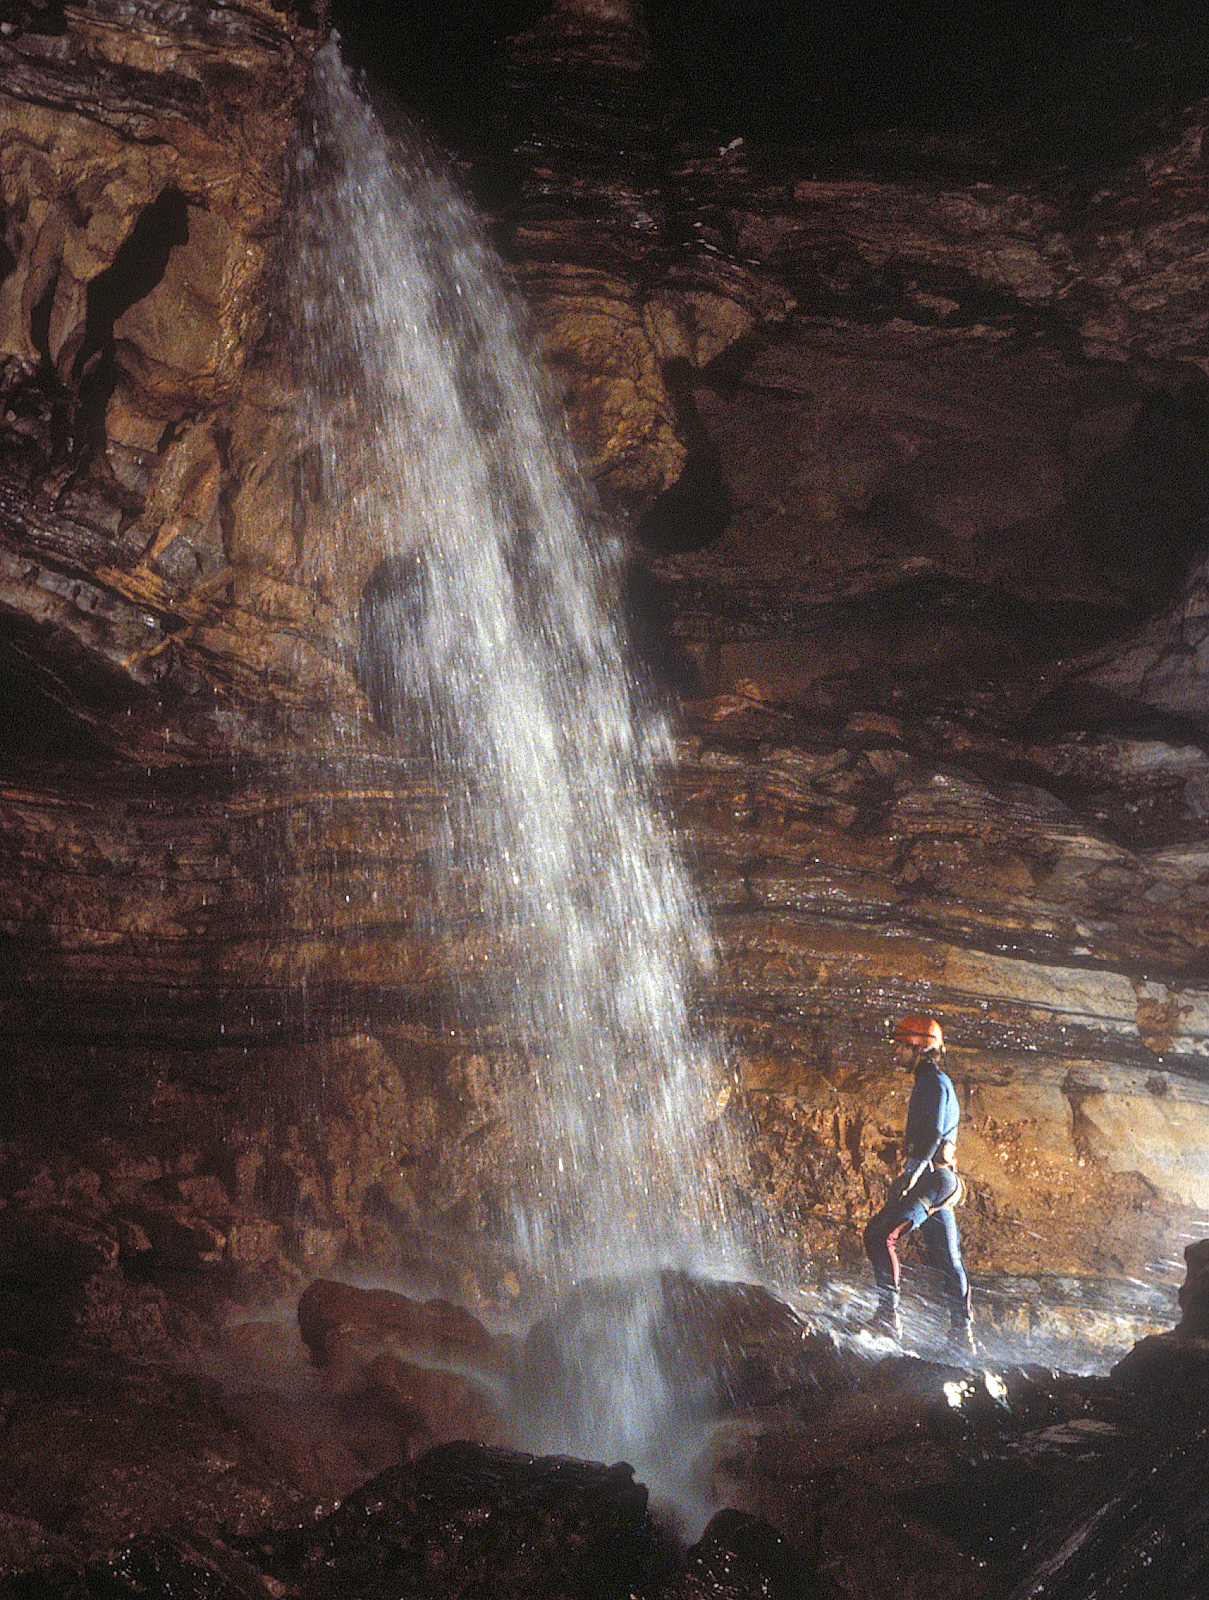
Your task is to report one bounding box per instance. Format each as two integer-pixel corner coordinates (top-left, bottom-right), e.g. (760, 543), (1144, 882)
(0, 0), (1206, 1320)
(663, 707), (1209, 1308)
(0, 0), (358, 763)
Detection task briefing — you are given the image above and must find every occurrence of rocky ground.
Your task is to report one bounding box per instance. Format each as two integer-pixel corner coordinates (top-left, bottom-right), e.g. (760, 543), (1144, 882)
(0, 1258), (1207, 1598)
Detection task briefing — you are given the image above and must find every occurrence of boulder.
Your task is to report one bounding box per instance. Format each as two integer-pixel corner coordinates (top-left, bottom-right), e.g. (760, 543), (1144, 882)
(1177, 1237), (1209, 1335)
(1111, 1237), (1209, 1395)
(358, 1351), (509, 1458)
(251, 1441), (672, 1600)
(519, 1269), (848, 1449)
(297, 1278), (505, 1379)
(669, 1508), (810, 1600)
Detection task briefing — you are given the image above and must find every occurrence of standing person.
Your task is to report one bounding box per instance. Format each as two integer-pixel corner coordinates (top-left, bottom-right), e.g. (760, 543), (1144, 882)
(863, 1014), (975, 1354)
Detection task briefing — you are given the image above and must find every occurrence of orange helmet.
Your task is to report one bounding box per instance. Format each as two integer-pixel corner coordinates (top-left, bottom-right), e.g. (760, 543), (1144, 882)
(893, 1014), (945, 1052)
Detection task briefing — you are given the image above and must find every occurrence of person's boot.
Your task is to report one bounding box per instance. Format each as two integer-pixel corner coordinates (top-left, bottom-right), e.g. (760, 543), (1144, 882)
(947, 1319), (977, 1359)
(867, 1297), (901, 1339)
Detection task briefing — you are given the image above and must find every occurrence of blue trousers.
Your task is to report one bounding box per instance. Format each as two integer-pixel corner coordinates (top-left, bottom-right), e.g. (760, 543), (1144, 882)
(864, 1169), (972, 1326)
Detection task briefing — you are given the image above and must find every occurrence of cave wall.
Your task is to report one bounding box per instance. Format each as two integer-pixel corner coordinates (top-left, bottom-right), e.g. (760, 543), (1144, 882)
(0, 0), (1206, 1339)
(0, 0), (370, 763)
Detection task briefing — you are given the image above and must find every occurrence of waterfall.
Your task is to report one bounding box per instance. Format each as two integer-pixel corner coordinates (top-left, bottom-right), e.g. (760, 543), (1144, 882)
(284, 42), (746, 1471)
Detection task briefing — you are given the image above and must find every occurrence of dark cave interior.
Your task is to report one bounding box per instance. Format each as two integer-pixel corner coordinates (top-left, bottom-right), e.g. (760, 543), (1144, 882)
(327, 0), (1209, 156)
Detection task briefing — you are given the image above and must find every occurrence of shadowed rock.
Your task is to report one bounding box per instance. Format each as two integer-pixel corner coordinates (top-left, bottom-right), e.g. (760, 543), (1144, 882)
(298, 1277), (505, 1376)
(1111, 1237), (1209, 1395)
(251, 1441), (676, 1600)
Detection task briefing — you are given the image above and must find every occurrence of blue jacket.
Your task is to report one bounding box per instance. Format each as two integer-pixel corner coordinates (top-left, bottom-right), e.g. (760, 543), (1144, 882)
(904, 1059), (960, 1166)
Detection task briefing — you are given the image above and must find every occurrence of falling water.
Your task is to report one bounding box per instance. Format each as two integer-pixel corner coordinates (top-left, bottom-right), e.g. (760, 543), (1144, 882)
(284, 44), (745, 1467)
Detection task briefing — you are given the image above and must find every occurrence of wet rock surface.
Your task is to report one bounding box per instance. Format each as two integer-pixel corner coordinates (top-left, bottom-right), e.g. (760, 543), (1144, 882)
(4, 1263), (1209, 1599)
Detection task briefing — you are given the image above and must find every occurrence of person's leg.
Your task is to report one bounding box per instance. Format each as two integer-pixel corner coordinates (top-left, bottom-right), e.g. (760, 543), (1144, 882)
(864, 1195), (927, 1329)
(919, 1206), (972, 1327)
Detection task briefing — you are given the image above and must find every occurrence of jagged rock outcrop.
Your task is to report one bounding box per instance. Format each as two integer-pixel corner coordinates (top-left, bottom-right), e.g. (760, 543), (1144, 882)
(0, 0), (362, 763)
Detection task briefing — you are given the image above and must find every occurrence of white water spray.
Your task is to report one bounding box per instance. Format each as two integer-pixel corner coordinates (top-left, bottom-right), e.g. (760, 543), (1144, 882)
(284, 44), (746, 1469)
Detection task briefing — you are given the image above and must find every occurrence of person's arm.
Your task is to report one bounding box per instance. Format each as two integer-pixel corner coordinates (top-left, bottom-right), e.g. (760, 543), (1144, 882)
(900, 1073), (945, 1188)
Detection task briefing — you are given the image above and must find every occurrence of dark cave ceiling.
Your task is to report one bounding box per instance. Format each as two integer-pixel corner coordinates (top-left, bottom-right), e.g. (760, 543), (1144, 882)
(328, 0), (1209, 160)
